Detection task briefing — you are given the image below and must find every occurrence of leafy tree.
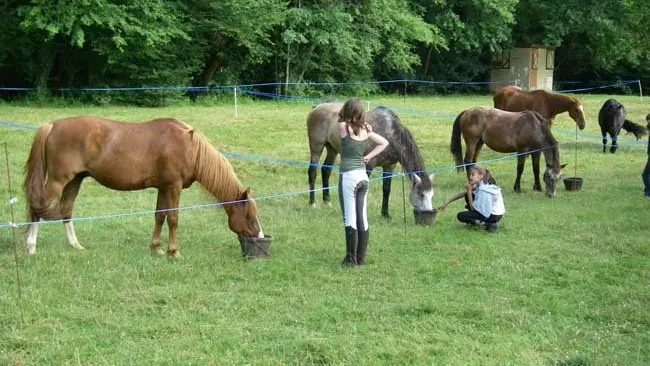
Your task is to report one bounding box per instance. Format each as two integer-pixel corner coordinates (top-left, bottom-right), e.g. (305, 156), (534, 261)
(274, 0), (439, 96)
(514, 0), (650, 93)
(4, 0), (188, 103)
(184, 0), (286, 97)
(413, 0), (518, 86)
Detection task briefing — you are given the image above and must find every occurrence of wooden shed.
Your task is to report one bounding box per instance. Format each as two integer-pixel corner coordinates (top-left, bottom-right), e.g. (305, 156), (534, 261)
(490, 45), (555, 92)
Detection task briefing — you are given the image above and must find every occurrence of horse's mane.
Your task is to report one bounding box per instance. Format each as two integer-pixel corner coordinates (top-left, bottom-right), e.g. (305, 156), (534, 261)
(376, 107), (432, 189)
(190, 132), (244, 202)
(537, 114), (560, 163)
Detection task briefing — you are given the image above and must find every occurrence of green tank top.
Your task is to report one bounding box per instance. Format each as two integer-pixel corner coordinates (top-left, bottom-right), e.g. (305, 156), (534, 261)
(340, 126), (368, 172)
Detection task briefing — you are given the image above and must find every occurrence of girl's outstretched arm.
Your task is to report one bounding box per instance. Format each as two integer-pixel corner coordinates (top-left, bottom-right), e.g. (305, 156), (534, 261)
(439, 190), (468, 211)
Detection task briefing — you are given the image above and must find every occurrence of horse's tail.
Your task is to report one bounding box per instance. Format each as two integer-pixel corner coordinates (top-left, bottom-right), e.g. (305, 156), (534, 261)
(450, 110), (465, 172)
(622, 119), (648, 140)
(23, 122), (55, 220)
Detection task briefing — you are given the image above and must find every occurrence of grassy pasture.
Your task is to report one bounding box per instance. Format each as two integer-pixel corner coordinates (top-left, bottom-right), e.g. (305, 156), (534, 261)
(0, 94), (649, 365)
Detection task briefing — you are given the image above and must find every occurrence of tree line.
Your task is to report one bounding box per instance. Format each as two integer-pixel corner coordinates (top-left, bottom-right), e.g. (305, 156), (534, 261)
(1, 0), (648, 105)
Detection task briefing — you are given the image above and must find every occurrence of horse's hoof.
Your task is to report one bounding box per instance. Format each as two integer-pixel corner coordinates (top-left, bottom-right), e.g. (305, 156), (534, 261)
(532, 187), (542, 192)
(72, 244), (86, 250)
(381, 214), (392, 221)
(26, 246), (36, 255)
(151, 248), (165, 256)
(310, 203), (316, 208)
(324, 201), (332, 207)
(167, 251), (182, 259)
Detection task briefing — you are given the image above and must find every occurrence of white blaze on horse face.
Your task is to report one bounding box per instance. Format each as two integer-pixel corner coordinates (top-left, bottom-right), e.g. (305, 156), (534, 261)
(256, 216), (264, 238)
(409, 173), (434, 211)
(410, 188), (434, 211)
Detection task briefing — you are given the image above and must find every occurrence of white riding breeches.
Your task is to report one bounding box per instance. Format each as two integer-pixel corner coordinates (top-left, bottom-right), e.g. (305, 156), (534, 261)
(338, 169), (369, 230)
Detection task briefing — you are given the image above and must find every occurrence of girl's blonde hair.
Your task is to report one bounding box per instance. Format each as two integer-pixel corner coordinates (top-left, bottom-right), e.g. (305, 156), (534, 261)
(470, 165), (497, 185)
(339, 97), (367, 135)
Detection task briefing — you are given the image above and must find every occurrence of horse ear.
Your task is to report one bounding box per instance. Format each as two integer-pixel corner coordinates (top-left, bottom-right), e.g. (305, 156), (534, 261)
(411, 173), (421, 186)
(241, 187), (251, 200)
(429, 173), (435, 182)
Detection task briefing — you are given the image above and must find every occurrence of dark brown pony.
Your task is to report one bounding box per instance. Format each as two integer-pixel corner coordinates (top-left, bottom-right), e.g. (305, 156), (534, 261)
(23, 116), (263, 257)
(450, 107), (567, 197)
(493, 85), (586, 130)
(598, 98), (647, 153)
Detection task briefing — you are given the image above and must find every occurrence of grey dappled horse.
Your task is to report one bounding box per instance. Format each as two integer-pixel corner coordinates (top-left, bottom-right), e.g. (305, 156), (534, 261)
(307, 103), (434, 218)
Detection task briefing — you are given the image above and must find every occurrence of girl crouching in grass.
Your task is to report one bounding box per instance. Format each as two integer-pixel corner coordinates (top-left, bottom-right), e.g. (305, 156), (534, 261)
(439, 166), (505, 232)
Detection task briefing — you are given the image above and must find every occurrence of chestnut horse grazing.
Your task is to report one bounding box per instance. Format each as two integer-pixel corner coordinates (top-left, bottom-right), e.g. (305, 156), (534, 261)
(493, 86), (586, 130)
(23, 116), (263, 256)
(450, 107), (567, 198)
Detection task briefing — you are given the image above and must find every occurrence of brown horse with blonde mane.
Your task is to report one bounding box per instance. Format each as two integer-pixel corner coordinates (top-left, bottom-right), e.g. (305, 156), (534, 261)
(493, 85), (586, 130)
(23, 116), (263, 257)
(450, 107), (567, 198)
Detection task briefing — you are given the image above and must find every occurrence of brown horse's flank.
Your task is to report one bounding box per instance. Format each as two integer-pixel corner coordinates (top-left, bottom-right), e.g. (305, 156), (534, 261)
(23, 116), (260, 256)
(493, 86), (586, 130)
(450, 107), (565, 197)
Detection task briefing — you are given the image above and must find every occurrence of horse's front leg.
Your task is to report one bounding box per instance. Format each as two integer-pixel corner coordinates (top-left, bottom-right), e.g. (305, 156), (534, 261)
(599, 124), (608, 153)
(163, 185), (183, 258)
(379, 168), (394, 219)
(610, 135), (618, 154)
(514, 155), (526, 193)
(531, 152), (542, 191)
(150, 191), (167, 256)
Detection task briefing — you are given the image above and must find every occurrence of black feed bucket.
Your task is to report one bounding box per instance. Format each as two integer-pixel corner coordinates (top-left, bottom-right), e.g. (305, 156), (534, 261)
(413, 209), (437, 226)
(238, 235), (273, 258)
(563, 177), (583, 191)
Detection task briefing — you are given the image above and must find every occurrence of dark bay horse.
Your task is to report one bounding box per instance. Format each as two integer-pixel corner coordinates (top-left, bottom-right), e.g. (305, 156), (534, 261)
(493, 85), (586, 130)
(598, 98), (647, 153)
(450, 107), (566, 197)
(307, 103), (434, 218)
(23, 116), (263, 257)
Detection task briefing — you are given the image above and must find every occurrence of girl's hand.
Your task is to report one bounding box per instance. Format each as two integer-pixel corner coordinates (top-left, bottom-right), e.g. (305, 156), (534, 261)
(363, 155), (370, 164)
(438, 202), (448, 212)
(365, 122), (373, 132)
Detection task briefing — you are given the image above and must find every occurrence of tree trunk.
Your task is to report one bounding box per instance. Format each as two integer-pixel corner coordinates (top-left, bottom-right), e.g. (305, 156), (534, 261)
(189, 38), (224, 101)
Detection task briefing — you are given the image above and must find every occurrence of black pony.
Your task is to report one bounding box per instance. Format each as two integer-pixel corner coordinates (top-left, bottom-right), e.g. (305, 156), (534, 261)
(598, 99), (647, 153)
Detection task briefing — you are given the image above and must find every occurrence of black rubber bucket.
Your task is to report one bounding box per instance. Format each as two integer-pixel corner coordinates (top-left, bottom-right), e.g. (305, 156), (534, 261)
(563, 177), (583, 191)
(238, 235), (273, 258)
(413, 209), (437, 226)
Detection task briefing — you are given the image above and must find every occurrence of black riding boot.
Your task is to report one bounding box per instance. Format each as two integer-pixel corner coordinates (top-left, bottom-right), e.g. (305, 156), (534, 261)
(342, 226), (358, 267)
(356, 230), (369, 265)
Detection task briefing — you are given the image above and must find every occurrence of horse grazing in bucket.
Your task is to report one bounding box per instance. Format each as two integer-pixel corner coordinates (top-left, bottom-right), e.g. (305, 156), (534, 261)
(307, 103), (434, 218)
(598, 98), (647, 153)
(493, 86), (586, 130)
(450, 107), (566, 197)
(23, 116), (263, 257)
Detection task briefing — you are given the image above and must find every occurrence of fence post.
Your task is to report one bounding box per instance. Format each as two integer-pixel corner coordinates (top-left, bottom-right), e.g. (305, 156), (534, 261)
(638, 80), (643, 101)
(234, 86), (238, 118)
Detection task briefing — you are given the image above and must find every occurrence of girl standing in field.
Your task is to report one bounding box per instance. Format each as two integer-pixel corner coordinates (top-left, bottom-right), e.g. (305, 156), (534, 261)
(439, 166), (505, 232)
(338, 97), (389, 266)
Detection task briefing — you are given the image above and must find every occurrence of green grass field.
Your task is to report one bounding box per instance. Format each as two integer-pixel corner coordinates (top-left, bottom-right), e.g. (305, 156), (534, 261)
(1, 94), (649, 365)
